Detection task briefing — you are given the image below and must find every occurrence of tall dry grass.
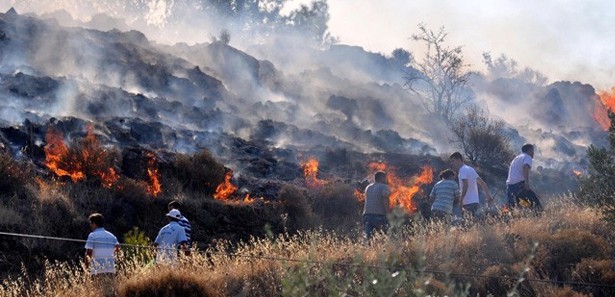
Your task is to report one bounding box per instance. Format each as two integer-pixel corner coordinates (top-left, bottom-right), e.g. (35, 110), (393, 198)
(1, 195), (614, 297)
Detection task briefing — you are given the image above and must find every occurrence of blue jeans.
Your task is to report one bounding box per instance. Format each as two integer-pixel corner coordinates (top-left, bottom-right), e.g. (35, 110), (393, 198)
(363, 214), (388, 240)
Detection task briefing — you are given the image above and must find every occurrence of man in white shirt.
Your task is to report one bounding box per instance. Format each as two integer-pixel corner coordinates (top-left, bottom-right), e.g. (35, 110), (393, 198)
(449, 152), (493, 219)
(506, 143), (541, 210)
(155, 209), (188, 265)
(85, 213), (120, 296)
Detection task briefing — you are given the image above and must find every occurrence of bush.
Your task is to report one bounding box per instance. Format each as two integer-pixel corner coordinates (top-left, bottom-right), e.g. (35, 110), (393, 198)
(172, 150), (226, 195)
(278, 185), (315, 232)
(118, 269), (211, 297)
(545, 229), (611, 281)
(579, 110), (615, 224)
(571, 259), (615, 297)
(311, 183), (362, 232)
(0, 152), (35, 197)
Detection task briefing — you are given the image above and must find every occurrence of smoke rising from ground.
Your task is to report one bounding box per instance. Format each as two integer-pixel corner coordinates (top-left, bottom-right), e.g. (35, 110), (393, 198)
(0, 2), (608, 174)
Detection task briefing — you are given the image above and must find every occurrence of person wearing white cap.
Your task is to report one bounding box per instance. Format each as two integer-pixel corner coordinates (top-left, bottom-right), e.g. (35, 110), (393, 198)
(154, 209), (188, 265)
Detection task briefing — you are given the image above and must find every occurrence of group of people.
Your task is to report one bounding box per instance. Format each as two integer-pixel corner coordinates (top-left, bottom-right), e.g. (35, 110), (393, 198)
(362, 143), (540, 239)
(84, 201), (192, 288)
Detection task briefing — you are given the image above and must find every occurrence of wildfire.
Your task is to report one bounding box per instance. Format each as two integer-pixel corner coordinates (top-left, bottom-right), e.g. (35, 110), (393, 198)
(363, 162), (434, 213)
(146, 152), (162, 197)
(214, 170), (237, 200)
(301, 158), (327, 188)
(595, 87), (615, 130)
(44, 125), (119, 188)
(44, 127), (85, 182)
(572, 169), (583, 177)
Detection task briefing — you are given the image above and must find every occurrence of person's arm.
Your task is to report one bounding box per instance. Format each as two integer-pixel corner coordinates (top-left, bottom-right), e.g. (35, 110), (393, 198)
(522, 164), (531, 190)
(477, 177), (493, 203)
(382, 186), (391, 212)
(460, 179), (468, 207)
(85, 249), (93, 269)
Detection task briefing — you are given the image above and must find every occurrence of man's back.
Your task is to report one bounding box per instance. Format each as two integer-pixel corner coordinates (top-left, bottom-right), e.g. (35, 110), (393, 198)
(155, 221), (187, 263)
(430, 179), (460, 214)
(363, 182), (390, 215)
(507, 153), (532, 184)
(85, 228), (118, 274)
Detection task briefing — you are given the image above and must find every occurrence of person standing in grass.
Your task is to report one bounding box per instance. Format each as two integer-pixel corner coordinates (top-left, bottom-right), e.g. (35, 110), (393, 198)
(449, 152), (493, 219)
(168, 200), (192, 255)
(85, 213), (120, 296)
(429, 169), (461, 222)
(154, 209), (189, 265)
(506, 143), (542, 211)
(362, 171), (391, 240)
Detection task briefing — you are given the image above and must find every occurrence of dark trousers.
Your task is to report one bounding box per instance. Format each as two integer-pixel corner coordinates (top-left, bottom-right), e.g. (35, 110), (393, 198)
(507, 181), (541, 210)
(363, 214), (388, 240)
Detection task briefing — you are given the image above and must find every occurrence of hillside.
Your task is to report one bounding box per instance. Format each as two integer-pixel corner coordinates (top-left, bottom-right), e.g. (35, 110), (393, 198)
(0, 6), (613, 296)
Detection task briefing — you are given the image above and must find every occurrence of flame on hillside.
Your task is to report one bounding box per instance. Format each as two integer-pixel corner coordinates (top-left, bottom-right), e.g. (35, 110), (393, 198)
(360, 162), (434, 213)
(595, 87), (615, 130)
(572, 169), (583, 177)
(301, 158), (327, 188)
(214, 170), (237, 200)
(44, 125), (119, 188)
(44, 127), (85, 182)
(146, 152), (161, 197)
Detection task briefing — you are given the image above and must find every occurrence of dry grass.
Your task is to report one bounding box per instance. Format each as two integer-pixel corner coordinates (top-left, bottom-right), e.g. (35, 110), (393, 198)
(1, 195), (614, 296)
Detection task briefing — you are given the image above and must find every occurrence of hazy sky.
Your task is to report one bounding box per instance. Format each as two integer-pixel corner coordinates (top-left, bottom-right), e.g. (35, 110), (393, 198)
(327, 0), (615, 90)
(1, 0), (613, 90)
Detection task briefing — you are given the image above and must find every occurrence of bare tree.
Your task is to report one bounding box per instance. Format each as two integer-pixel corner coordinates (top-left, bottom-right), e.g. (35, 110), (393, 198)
(450, 105), (514, 173)
(404, 23), (474, 123)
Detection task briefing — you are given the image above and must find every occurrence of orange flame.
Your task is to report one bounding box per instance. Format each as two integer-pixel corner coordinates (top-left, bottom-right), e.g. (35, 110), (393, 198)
(214, 170), (237, 200)
(301, 158), (327, 188)
(572, 169), (583, 177)
(44, 127), (85, 182)
(364, 162), (434, 213)
(595, 87), (615, 130)
(44, 125), (119, 188)
(354, 189), (365, 202)
(146, 153), (162, 197)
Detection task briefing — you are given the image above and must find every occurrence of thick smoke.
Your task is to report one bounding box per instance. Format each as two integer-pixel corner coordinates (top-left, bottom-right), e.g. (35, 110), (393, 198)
(0, 2), (607, 177)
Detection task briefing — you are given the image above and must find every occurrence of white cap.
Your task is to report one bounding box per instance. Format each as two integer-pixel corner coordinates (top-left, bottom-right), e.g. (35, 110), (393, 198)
(166, 209), (181, 219)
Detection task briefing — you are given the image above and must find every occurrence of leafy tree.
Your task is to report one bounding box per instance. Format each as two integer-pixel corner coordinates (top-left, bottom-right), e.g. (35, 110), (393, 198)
(219, 29), (231, 44)
(450, 105), (514, 174)
(404, 23), (474, 122)
(579, 110), (615, 223)
(391, 48), (412, 67)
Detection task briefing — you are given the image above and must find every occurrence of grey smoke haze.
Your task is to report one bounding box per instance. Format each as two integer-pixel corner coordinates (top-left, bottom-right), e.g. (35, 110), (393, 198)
(0, 2), (608, 173)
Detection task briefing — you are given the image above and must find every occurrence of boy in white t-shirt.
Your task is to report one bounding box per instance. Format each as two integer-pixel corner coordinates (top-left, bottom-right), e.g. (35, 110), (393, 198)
(506, 143), (541, 210)
(449, 152), (493, 219)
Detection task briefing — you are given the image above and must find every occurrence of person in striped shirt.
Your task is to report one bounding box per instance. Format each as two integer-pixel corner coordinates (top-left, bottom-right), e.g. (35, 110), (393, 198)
(429, 169), (461, 222)
(168, 200), (192, 254)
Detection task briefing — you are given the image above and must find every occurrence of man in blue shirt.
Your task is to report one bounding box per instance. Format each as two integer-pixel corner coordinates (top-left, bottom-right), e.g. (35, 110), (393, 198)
(154, 209), (188, 265)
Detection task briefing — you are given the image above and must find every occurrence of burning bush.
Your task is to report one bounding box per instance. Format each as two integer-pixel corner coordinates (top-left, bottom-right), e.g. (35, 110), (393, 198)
(172, 150), (226, 195)
(44, 126), (120, 188)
